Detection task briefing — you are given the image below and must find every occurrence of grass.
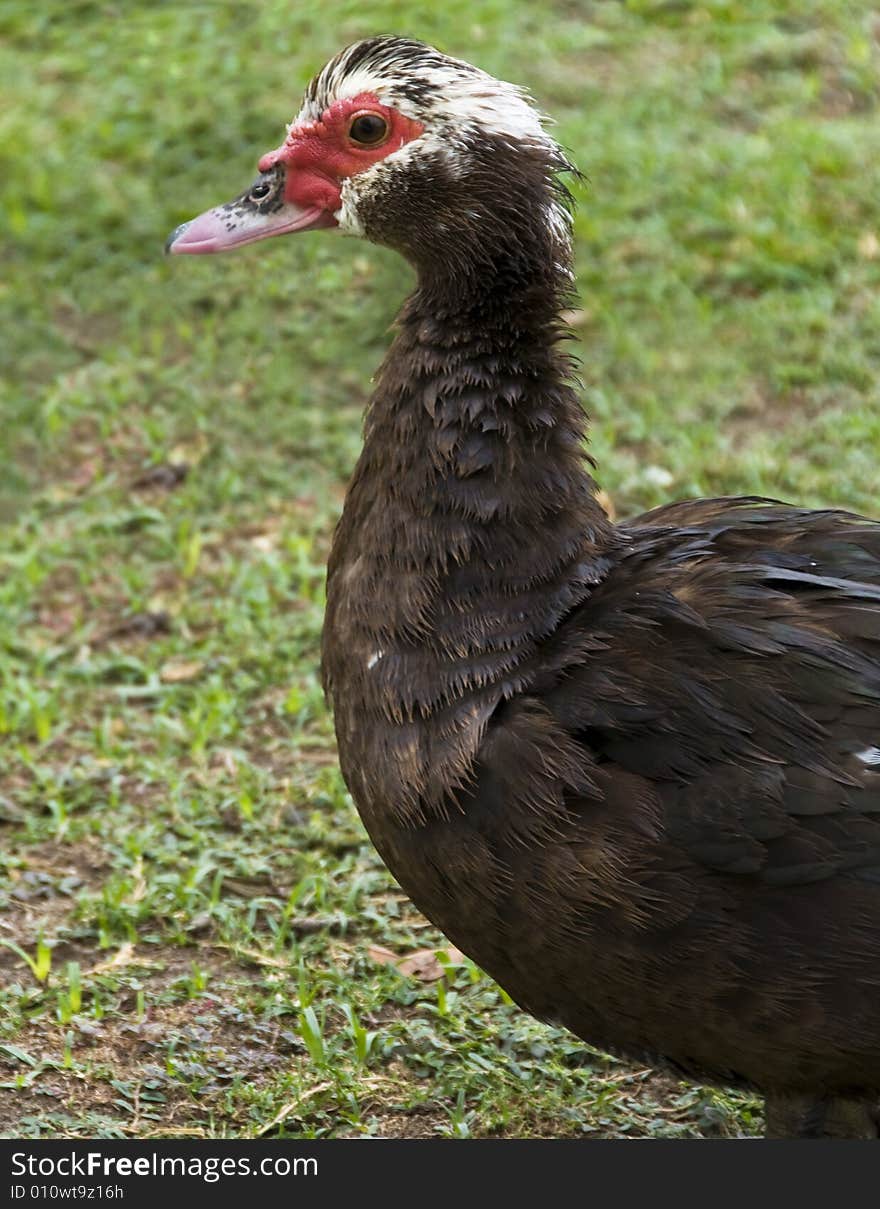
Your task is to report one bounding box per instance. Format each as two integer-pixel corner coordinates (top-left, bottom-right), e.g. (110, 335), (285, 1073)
(1, 0), (879, 1139)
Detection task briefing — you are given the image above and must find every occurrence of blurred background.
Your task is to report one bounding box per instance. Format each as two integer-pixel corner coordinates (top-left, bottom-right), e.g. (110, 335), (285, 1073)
(1, 0), (878, 1139)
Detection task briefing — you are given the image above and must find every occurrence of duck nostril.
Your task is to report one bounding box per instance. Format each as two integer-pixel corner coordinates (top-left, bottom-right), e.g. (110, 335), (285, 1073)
(249, 181), (272, 202)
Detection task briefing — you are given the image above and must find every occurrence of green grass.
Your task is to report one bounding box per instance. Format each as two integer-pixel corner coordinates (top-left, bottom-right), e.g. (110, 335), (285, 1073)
(1, 0), (879, 1138)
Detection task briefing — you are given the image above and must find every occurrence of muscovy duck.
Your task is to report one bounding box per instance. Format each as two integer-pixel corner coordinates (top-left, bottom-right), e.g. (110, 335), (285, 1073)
(167, 36), (880, 1138)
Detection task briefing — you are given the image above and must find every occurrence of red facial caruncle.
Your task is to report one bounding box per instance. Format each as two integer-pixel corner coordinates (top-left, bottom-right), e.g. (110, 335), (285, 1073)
(259, 93), (425, 217)
(167, 94), (424, 256)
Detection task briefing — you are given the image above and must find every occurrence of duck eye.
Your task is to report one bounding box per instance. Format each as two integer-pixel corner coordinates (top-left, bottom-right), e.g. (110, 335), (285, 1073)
(249, 180), (272, 202)
(348, 112), (389, 147)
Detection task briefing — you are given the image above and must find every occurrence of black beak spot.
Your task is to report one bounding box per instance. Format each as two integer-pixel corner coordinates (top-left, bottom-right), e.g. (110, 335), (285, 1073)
(165, 221), (192, 255)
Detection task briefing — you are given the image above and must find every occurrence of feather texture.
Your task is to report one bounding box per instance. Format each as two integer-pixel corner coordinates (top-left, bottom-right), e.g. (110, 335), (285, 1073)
(315, 41), (880, 1135)
(174, 35), (880, 1137)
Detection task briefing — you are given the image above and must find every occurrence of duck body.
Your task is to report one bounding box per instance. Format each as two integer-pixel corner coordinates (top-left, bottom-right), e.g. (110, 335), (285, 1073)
(322, 288), (880, 1130)
(169, 36), (880, 1135)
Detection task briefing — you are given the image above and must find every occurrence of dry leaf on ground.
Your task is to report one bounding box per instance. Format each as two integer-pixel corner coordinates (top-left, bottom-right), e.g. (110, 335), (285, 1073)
(368, 944), (465, 982)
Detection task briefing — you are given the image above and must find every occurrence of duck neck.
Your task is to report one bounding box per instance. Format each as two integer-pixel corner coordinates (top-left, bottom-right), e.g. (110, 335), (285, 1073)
(323, 231), (617, 813)
(366, 275), (616, 602)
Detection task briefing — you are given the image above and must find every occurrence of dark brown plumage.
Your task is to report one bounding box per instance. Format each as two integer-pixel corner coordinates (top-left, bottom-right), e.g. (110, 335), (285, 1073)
(169, 37), (880, 1138)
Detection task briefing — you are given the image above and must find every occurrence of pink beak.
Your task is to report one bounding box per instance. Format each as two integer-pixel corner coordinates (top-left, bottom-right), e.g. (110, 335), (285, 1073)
(166, 173), (335, 255)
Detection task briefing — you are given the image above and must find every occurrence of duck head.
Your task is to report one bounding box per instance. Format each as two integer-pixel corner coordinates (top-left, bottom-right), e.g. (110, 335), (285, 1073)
(166, 36), (576, 278)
